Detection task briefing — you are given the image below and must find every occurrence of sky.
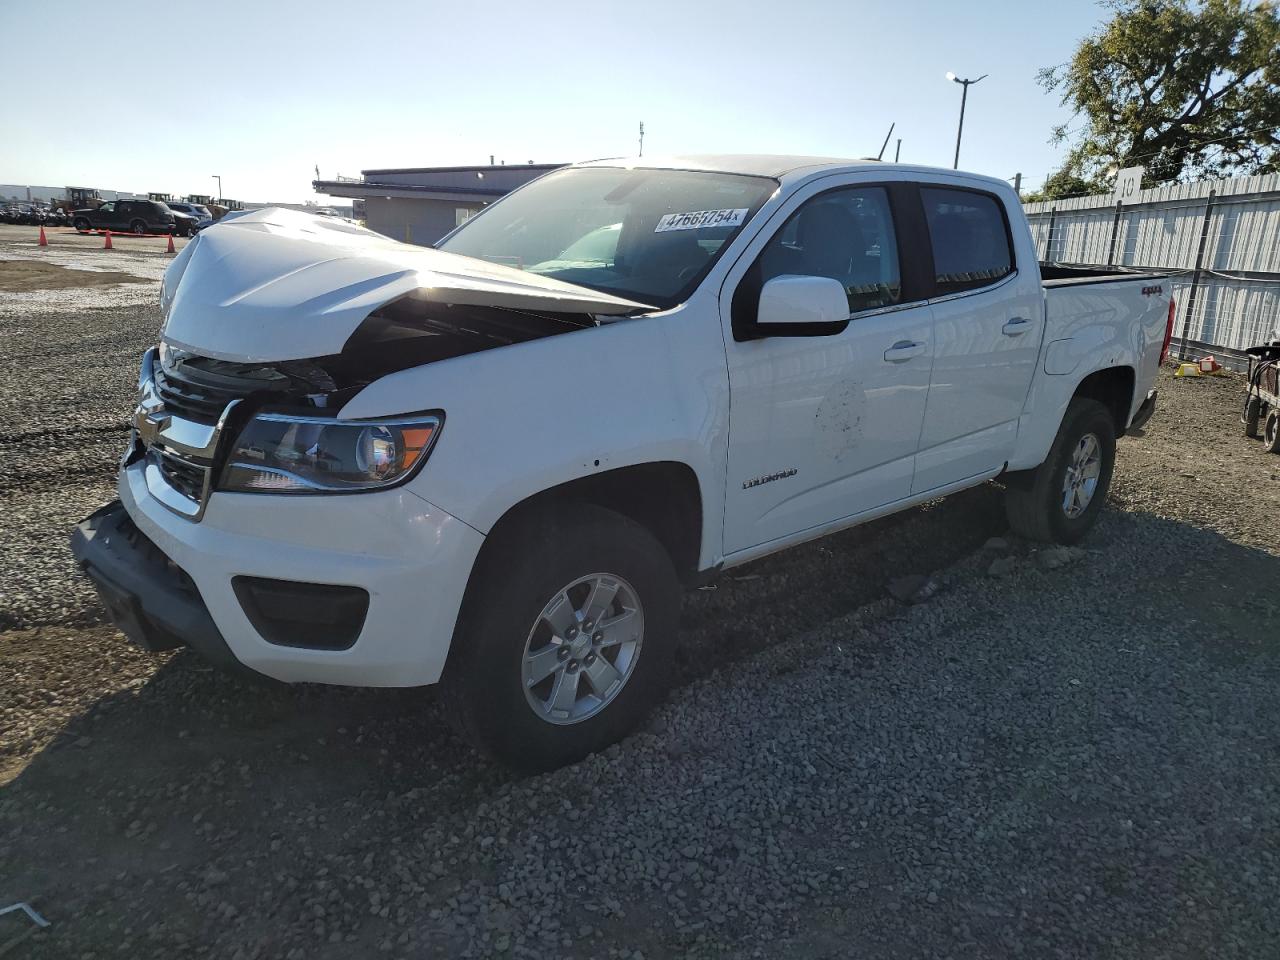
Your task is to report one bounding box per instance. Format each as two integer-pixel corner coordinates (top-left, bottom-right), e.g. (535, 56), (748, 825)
(0, 0), (1109, 204)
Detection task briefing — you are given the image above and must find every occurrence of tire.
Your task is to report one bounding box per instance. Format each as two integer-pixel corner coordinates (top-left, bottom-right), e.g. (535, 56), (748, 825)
(130, 219), (146, 235)
(443, 503), (679, 771)
(1005, 398), (1116, 544)
(1264, 410), (1280, 454)
(1243, 394), (1262, 438)
(73, 217), (90, 232)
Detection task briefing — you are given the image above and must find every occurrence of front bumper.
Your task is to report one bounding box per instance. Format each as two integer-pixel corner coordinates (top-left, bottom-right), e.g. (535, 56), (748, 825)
(73, 460), (485, 686)
(71, 501), (250, 677)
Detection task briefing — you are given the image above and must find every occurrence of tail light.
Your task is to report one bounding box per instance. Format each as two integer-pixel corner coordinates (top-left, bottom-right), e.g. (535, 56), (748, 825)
(1160, 297), (1176, 365)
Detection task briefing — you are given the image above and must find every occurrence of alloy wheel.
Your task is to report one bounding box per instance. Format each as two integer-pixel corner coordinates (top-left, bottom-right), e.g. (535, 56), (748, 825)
(1061, 432), (1102, 519)
(521, 573), (644, 725)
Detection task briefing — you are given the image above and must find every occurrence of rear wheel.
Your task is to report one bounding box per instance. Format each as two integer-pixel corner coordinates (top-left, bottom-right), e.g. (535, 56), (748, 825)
(1243, 394), (1262, 438)
(73, 216), (90, 232)
(1005, 398), (1116, 544)
(1264, 410), (1280, 454)
(130, 219), (146, 235)
(443, 503), (679, 771)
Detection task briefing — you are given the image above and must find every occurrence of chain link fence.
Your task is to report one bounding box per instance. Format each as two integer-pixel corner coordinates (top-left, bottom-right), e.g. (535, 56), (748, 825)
(1024, 173), (1280, 365)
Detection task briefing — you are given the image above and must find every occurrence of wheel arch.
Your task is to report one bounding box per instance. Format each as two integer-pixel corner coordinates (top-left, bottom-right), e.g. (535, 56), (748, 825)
(1072, 365), (1136, 436)
(474, 461), (706, 589)
(1010, 362), (1140, 471)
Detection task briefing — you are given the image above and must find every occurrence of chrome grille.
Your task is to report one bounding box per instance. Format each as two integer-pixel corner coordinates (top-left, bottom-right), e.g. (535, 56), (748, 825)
(151, 448), (210, 503)
(131, 347), (330, 521)
(154, 366), (245, 423)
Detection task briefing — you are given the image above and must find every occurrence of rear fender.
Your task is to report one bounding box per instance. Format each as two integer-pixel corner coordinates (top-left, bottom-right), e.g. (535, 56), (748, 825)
(1010, 284), (1165, 470)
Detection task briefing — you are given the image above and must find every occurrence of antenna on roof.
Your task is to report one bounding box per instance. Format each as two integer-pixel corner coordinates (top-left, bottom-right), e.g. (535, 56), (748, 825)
(876, 122), (896, 161)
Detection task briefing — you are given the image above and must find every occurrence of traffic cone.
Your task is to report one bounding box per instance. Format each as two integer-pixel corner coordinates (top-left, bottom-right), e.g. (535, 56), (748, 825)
(103, 229), (113, 250)
(166, 233), (176, 254)
(38, 225), (48, 247)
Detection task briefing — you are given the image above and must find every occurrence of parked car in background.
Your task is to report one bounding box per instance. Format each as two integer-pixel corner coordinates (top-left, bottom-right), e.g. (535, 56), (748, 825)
(72, 199), (178, 235)
(170, 211), (199, 237)
(73, 157), (1173, 771)
(167, 202), (214, 232)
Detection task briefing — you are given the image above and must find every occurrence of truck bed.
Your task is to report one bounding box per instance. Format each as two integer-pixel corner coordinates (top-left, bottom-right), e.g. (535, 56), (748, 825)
(1039, 262), (1172, 287)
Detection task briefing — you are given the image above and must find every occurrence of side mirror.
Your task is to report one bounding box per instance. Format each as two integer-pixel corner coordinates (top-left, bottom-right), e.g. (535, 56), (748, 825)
(754, 274), (850, 336)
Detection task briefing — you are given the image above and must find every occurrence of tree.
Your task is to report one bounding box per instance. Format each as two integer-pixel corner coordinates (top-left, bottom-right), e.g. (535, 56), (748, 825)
(1022, 169), (1107, 203)
(1038, 0), (1280, 196)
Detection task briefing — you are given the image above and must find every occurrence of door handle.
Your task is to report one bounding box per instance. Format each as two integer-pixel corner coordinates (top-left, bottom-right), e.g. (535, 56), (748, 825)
(883, 340), (926, 363)
(1002, 317), (1033, 336)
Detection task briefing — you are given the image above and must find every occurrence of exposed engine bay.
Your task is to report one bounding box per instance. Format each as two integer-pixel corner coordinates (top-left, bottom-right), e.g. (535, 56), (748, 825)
(158, 295), (602, 421)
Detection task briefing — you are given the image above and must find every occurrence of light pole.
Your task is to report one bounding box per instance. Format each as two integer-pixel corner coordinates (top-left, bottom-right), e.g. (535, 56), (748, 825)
(945, 72), (987, 169)
(212, 175), (222, 202)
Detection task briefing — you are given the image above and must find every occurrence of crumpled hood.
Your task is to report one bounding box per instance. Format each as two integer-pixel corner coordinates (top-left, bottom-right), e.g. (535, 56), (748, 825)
(159, 207), (652, 363)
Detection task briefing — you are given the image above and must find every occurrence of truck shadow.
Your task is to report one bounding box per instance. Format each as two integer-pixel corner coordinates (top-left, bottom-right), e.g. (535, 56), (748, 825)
(7, 496), (1278, 955)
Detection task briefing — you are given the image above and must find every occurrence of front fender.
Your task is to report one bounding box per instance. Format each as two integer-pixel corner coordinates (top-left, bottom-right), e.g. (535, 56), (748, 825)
(338, 301), (730, 570)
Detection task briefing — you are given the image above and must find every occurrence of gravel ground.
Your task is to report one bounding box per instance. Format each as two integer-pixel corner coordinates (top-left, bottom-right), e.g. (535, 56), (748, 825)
(2, 247), (1278, 958)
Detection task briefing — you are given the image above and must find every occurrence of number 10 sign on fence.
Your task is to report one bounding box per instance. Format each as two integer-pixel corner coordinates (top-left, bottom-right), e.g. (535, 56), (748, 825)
(1114, 167), (1144, 202)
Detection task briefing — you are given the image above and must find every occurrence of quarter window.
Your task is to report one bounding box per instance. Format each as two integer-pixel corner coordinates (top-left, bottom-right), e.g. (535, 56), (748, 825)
(920, 188), (1013, 294)
(756, 186), (903, 313)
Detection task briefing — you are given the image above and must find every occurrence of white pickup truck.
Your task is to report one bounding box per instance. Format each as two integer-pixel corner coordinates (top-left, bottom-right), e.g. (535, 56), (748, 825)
(73, 156), (1172, 769)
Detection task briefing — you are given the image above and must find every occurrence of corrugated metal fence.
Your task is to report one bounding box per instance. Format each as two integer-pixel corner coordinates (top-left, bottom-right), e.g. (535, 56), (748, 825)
(1024, 173), (1280, 360)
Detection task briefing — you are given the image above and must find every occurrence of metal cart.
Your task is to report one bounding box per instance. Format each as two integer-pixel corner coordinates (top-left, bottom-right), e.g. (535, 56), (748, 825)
(1242, 341), (1280, 453)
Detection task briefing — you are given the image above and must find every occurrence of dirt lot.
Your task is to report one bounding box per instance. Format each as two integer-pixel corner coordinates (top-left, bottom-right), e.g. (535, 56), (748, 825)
(0, 259), (150, 293)
(1, 237), (1278, 959)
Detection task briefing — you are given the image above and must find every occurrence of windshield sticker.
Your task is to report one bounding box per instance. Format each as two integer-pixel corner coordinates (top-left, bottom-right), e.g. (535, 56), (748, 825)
(654, 208), (749, 232)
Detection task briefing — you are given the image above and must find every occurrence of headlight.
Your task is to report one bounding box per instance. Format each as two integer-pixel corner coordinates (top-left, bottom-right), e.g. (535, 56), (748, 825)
(218, 412), (441, 493)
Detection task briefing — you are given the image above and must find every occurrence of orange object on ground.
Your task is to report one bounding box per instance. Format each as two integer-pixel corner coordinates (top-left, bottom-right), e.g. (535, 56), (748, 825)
(166, 233), (176, 254)
(103, 229), (113, 250)
(38, 225), (48, 247)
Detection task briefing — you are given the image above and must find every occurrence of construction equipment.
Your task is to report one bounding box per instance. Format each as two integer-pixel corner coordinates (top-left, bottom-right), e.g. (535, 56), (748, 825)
(53, 187), (103, 214)
(148, 192), (174, 203)
(184, 193), (235, 221)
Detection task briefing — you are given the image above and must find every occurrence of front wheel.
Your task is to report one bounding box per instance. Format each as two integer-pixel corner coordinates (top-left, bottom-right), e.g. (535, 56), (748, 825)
(1004, 398), (1117, 544)
(443, 504), (679, 771)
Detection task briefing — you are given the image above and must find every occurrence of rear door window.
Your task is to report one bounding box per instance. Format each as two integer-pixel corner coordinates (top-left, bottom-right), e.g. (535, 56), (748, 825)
(920, 187), (1013, 295)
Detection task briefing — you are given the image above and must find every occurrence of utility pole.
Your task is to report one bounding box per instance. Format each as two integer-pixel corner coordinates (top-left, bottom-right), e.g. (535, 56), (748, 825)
(945, 72), (987, 169)
(212, 174), (222, 202)
(638, 121), (645, 157)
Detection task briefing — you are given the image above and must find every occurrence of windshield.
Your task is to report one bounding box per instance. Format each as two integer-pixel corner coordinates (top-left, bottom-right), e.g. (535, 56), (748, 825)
(438, 167), (777, 309)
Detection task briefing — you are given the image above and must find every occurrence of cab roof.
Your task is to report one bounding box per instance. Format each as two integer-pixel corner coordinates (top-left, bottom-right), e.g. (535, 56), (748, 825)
(575, 154), (1013, 191)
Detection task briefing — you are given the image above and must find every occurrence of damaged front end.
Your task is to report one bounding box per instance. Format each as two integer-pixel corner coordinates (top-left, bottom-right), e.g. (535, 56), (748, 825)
(132, 207), (651, 520)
